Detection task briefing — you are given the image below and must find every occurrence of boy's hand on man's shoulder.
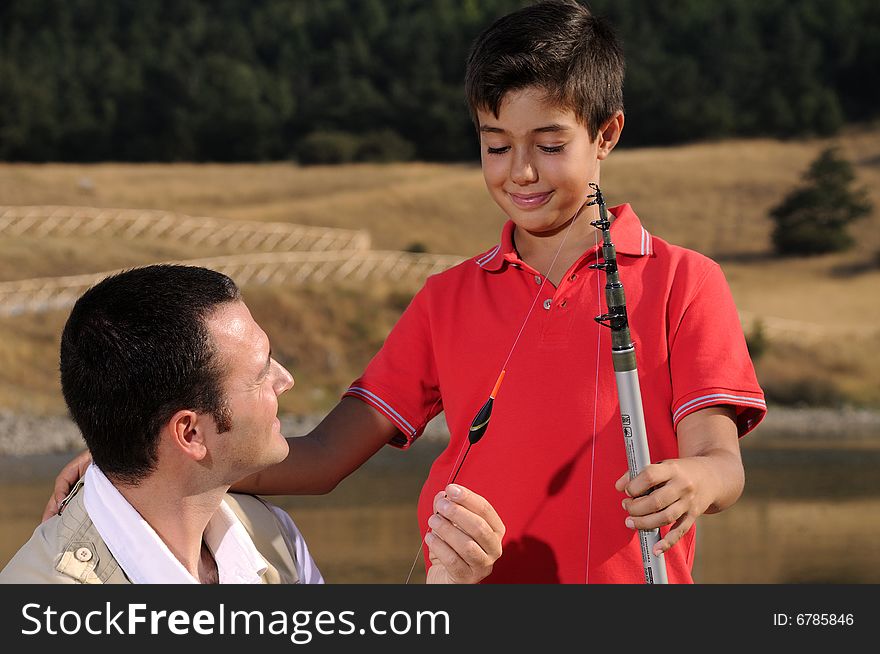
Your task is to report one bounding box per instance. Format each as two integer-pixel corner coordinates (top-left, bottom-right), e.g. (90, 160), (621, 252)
(42, 449), (92, 522)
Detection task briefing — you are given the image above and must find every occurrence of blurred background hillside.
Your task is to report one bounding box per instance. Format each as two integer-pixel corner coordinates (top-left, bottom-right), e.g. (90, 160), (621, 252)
(0, 0), (878, 583)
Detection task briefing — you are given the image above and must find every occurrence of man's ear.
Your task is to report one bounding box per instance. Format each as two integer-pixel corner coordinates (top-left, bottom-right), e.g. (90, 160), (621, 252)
(597, 110), (624, 160)
(166, 410), (208, 462)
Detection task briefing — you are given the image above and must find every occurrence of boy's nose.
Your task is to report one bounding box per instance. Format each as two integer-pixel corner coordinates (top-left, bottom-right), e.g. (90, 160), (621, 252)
(510, 155), (538, 185)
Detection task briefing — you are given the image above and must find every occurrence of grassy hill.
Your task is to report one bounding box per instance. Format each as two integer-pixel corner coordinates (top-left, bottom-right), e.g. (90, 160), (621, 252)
(1, 125), (879, 414)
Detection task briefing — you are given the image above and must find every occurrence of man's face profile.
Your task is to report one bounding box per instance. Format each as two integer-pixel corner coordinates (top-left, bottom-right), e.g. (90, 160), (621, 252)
(205, 300), (294, 478)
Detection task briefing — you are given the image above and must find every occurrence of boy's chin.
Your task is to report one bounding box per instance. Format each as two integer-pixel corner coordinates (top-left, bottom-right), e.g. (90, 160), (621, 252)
(510, 213), (575, 236)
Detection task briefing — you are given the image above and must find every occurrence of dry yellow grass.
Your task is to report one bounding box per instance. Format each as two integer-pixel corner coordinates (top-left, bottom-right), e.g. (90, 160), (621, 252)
(2, 125), (879, 413)
(0, 162), (504, 258)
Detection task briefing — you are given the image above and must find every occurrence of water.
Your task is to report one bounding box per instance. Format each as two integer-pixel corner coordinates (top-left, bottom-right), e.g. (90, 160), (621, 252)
(1, 436), (878, 583)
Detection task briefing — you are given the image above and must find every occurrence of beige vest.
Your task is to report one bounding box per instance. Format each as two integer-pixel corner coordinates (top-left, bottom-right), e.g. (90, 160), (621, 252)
(0, 480), (300, 584)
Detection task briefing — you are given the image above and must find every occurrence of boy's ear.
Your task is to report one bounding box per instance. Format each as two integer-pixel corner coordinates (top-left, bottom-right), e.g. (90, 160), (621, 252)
(597, 110), (624, 160)
(166, 410), (209, 462)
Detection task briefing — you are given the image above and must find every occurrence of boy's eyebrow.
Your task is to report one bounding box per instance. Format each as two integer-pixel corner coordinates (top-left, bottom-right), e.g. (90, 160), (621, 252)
(479, 124), (572, 134)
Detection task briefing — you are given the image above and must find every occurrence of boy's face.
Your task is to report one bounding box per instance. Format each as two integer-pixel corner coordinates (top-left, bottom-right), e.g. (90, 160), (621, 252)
(477, 86), (621, 236)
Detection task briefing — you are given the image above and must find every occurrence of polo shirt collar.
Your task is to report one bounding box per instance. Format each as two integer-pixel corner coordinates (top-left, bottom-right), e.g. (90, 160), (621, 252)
(475, 203), (653, 271)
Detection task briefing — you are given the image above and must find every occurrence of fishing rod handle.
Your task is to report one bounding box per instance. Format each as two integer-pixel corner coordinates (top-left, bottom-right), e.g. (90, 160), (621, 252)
(613, 349), (670, 585)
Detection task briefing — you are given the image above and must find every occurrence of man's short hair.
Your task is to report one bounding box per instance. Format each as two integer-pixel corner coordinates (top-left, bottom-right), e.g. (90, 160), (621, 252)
(60, 265), (241, 485)
(464, 0), (625, 139)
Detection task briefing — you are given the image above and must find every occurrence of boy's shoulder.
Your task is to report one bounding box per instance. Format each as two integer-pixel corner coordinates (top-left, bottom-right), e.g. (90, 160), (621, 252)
(641, 233), (732, 306)
(606, 202), (721, 280)
(647, 232), (720, 270)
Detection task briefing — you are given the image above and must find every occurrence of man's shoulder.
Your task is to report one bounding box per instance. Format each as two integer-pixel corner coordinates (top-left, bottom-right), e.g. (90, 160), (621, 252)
(0, 516), (66, 584)
(223, 493), (289, 549)
(224, 493), (301, 584)
(1, 480), (127, 584)
(0, 502), (106, 584)
(223, 493), (275, 527)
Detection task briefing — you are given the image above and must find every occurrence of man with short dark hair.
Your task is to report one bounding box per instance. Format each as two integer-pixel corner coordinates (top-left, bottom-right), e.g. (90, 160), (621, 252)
(2, 265), (504, 584)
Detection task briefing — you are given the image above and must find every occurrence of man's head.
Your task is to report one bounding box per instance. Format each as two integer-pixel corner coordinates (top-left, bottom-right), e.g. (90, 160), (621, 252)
(464, 1), (625, 236)
(465, 0), (624, 140)
(60, 265), (293, 485)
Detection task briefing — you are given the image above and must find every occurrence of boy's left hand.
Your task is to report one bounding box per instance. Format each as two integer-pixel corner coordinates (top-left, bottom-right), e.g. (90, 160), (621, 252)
(617, 406), (744, 557)
(615, 457), (717, 556)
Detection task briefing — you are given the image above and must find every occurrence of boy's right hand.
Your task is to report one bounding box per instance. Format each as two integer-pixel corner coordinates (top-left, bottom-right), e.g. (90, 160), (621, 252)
(424, 484), (505, 584)
(41, 449), (92, 522)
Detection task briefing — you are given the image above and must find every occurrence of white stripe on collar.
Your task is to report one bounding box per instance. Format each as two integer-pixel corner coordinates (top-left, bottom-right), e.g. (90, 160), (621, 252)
(475, 244), (501, 267)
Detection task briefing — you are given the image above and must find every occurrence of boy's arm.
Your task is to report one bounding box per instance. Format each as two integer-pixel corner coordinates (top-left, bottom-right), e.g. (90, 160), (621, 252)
(236, 396), (400, 495)
(43, 397), (402, 520)
(615, 405), (743, 555)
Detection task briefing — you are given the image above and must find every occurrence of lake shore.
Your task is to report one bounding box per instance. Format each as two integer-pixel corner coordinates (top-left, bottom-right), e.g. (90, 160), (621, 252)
(1, 408), (877, 583)
(1, 405), (879, 459)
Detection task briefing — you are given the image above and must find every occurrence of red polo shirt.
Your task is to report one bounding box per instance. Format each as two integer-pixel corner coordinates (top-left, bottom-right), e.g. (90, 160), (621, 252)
(344, 204), (766, 583)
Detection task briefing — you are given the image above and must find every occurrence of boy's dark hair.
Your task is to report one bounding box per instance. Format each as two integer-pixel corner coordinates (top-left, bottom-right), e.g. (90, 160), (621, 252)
(60, 265), (241, 485)
(465, 0), (625, 139)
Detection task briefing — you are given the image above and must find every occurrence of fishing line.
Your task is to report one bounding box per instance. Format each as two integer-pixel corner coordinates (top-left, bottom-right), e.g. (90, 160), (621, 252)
(585, 226), (602, 584)
(404, 193), (594, 584)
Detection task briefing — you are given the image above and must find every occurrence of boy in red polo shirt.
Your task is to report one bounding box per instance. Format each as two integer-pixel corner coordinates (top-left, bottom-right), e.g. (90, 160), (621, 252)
(243, 0), (764, 583)
(48, 1), (765, 583)
(342, 0), (763, 583)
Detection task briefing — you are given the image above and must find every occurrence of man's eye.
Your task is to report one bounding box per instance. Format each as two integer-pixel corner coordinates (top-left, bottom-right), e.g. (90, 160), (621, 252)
(486, 146), (510, 155)
(539, 145), (565, 154)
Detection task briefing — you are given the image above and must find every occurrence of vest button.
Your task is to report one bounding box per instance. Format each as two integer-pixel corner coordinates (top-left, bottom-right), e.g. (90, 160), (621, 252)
(543, 298), (552, 310)
(74, 547), (93, 562)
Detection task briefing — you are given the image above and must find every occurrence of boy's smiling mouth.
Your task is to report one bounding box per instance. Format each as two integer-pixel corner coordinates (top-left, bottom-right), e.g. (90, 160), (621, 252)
(508, 191), (554, 208)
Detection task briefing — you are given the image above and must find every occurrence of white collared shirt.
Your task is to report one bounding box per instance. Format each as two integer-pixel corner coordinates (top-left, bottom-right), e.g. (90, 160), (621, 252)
(82, 464), (323, 584)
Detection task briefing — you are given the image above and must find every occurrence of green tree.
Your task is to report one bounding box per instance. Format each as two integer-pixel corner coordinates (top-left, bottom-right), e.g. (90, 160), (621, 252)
(770, 147), (872, 255)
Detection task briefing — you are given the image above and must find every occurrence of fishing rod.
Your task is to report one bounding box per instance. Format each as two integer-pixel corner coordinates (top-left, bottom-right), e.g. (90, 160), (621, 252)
(587, 182), (669, 585)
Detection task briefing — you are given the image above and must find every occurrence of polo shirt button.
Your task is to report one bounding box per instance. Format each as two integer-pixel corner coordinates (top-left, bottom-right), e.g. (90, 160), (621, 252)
(543, 299), (552, 310)
(74, 547), (93, 562)
(534, 275), (542, 284)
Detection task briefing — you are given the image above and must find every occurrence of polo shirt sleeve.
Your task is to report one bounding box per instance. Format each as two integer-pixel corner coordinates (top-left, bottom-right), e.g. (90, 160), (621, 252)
(343, 282), (442, 448)
(668, 261), (766, 437)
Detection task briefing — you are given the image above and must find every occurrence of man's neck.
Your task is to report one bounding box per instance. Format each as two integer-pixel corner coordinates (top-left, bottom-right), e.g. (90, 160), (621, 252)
(113, 477), (227, 583)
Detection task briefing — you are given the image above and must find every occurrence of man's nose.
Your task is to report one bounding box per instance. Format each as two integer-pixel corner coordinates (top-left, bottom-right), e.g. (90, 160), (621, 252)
(273, 360), (295, 395)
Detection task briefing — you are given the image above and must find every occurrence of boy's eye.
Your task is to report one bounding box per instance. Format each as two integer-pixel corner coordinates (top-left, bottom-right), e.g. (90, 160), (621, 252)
(539, 145), (565, 154)
(486, 145), (510, 155)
